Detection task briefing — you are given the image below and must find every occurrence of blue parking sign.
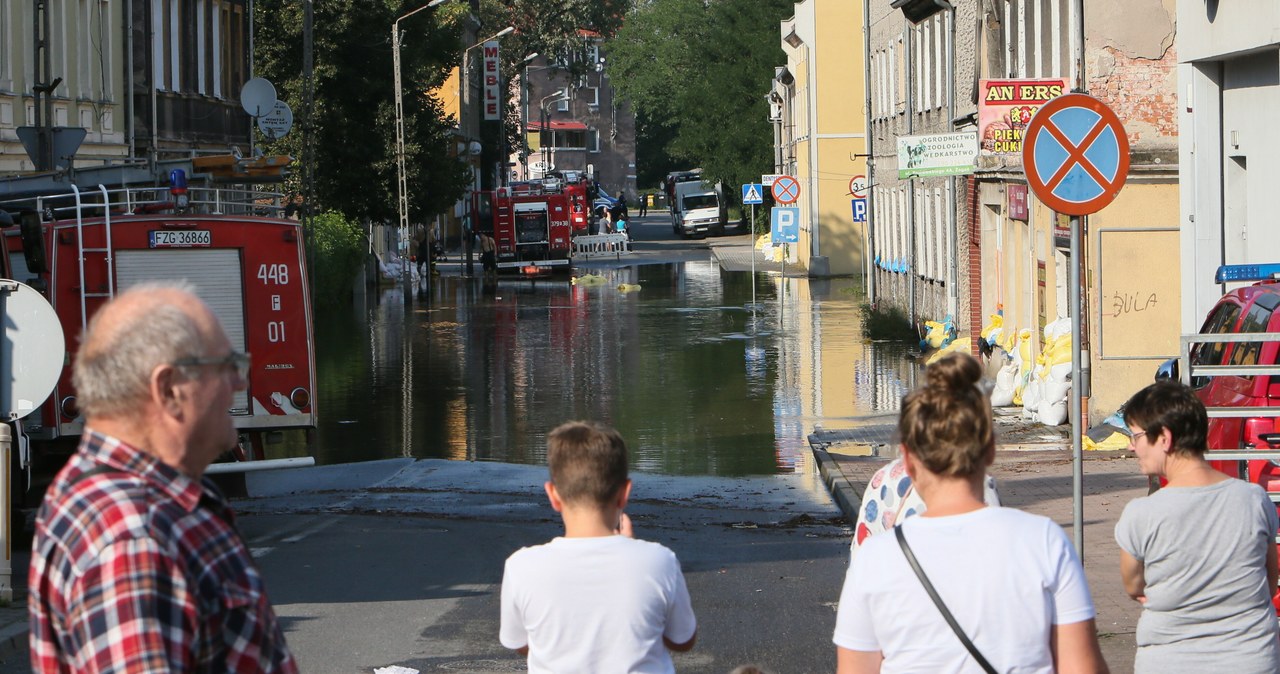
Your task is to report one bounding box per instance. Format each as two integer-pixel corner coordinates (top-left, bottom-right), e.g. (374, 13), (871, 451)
(771, 207), (799, 244)
(852, 198), (867, 222)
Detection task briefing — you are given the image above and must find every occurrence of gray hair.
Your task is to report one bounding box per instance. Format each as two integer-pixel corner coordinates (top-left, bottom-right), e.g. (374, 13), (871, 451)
(72, 281), (207, 419)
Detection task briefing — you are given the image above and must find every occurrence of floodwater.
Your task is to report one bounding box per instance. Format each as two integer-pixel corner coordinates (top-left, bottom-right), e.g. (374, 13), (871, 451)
(310, 261), (920, 477)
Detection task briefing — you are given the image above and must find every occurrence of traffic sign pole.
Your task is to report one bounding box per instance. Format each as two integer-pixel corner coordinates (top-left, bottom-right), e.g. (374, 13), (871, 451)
(1023, 93), (1128, 559)
(750, 203), (756, 311)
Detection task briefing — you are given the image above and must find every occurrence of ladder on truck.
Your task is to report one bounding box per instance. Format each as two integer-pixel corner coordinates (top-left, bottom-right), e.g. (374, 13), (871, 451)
(1180, 331), (1280, 542)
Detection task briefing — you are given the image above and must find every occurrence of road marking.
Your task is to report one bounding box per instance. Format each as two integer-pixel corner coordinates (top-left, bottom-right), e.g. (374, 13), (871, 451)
(282, 516), (340, 544)
(250, 547), (275, 559)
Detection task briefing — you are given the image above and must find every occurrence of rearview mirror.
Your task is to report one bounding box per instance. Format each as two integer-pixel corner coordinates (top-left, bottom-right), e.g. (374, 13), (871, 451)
(1154, 357), (1179, 382)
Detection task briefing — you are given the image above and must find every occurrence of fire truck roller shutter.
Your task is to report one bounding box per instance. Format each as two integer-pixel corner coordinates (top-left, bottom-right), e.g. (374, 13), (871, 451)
(114, 249), (250, 415)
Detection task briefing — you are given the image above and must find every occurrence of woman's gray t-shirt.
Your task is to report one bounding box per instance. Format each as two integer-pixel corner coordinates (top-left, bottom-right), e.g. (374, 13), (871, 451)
(1115, 478), (1280, 672)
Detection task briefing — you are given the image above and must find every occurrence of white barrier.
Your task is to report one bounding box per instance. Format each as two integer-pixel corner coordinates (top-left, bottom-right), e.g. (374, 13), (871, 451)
(572, 233), (631, 259)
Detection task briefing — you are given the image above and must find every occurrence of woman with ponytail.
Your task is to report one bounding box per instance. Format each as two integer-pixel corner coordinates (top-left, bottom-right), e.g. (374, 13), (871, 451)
(833, 353), (1109, 674)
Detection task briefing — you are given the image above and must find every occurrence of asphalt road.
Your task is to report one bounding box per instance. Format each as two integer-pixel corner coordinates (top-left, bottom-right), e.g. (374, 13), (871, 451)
(0, 459), (849, 674)
(237, 459), (850, 674)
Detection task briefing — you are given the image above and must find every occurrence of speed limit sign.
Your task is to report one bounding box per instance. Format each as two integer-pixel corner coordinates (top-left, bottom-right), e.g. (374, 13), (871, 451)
(849, 174), (867, 198)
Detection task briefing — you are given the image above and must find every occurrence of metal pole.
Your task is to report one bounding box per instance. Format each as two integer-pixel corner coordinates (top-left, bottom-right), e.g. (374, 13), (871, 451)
(1070, 215), (1084, 556)
(302, 0), (316, 299)
(750, 203), (756, 309)
(0, 424), (11, 601)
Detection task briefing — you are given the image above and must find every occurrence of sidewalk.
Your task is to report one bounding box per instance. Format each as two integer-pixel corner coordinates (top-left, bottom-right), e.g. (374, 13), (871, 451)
(0, 551), (30, 666)
(811, 411), (1146, 674)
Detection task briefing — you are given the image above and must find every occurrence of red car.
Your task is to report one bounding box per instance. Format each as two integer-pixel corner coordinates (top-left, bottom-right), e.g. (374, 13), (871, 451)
(1169, 263), (1280, 611)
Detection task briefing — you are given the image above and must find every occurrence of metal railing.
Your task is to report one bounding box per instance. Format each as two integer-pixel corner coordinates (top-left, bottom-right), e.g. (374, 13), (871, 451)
(1, 185), (286, 219)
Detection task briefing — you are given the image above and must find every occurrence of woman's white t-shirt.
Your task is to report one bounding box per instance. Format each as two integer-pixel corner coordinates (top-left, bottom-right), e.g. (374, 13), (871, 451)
(834, 507), (1095, 674)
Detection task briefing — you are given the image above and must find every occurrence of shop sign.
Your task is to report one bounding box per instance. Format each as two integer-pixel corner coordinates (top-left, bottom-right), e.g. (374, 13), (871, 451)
(896, 132), (978, 179)
(978, 78), (1068, 155)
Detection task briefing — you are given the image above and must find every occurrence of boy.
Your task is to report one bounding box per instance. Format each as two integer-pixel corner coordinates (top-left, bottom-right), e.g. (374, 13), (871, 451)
(500, 421), (697, 673)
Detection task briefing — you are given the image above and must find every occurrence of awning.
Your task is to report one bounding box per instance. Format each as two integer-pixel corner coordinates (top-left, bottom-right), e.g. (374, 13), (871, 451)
(527, 120), (589, 131)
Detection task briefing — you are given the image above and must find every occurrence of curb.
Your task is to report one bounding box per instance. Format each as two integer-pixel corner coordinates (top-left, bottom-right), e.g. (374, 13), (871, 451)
(0, 618), (27, 661)
(811, 447), (866, 523)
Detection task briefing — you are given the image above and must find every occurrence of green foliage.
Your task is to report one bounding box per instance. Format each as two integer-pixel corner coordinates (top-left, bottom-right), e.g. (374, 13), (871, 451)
(253, 0), (472, 224)
(608, 0), (793, 188)
(309, 211), (367, 304)
(860, 303), (916, 342)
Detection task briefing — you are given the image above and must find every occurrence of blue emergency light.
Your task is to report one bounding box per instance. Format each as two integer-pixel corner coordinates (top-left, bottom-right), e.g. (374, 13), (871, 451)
(1215, 263), (1280, 284)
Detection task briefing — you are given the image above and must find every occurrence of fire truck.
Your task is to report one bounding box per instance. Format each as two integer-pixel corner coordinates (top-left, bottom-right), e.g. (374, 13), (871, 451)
(1, 159), (316, 503)
(471, 175), (589, 273)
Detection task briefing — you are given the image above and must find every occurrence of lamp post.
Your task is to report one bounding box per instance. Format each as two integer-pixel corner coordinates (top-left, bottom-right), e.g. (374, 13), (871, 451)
(392, 0), (447, 289)
(460, 25), (514, 275)
(517, 53), (539, 180)
(537, 89), (569, 178)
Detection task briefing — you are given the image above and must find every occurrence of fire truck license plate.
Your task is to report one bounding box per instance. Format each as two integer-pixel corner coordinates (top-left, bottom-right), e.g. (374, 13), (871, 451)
(149, 230), (212, 248)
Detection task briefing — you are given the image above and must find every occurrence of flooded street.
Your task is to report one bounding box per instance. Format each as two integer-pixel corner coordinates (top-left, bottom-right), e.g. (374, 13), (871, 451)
(311, 244), (919, 479)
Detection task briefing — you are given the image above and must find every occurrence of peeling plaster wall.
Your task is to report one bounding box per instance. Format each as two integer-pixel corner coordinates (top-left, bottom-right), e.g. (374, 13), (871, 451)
(1086, 0), (1179, 153)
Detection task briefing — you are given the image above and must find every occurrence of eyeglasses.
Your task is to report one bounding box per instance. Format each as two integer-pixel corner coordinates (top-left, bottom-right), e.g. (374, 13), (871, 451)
(1128, 430), (1148, 444)
(173, 351), (251, 379)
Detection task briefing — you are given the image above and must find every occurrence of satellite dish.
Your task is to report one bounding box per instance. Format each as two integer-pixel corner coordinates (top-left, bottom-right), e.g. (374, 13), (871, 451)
(0, 280), (66, 421)
(240, 77), (278, 118)
(257, 100), (294, 140)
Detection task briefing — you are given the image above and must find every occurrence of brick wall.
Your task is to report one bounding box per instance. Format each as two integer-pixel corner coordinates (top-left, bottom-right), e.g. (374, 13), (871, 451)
(1088, 45), (1179, 149)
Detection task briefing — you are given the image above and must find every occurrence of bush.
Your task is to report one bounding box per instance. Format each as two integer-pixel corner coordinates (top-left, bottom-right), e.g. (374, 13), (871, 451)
(308, 211), (366, 305)
(859, 302), (915, 341)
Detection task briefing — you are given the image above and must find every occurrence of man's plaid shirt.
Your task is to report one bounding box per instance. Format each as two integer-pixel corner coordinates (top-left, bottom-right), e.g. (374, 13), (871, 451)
(29, 431), (298, 673)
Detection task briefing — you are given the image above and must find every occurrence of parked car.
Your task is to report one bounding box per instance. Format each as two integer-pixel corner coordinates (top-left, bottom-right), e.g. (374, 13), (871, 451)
(1163, 263), (1280, 613)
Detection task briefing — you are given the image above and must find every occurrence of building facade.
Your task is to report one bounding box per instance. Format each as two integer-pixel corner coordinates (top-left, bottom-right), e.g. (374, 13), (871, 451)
(519, 36), (637, 203)
(864, 0), (1179, 418)
(1178, 1), (1280, 328)
(774, 0), (868, 278)
(2, 0), (252, 175)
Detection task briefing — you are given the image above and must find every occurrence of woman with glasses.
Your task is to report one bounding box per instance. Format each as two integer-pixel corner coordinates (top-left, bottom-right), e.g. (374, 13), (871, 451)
(833, 353), (1107, 674)
(1115, 381), (1280, 673)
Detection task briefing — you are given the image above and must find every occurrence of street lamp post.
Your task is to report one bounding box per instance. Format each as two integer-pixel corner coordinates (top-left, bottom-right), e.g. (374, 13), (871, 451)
(460, 26), (514, 275)
(392, 0), (447, 290)
(537, 89), (569, 178)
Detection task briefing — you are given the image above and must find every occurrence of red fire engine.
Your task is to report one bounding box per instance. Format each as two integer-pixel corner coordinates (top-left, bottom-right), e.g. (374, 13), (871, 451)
(471, 176), (589, 273)
(1, 161), (316, 501)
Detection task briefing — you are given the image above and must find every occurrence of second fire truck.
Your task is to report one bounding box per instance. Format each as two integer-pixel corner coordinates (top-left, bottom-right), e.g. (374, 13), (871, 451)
(471, 175), (590, 273)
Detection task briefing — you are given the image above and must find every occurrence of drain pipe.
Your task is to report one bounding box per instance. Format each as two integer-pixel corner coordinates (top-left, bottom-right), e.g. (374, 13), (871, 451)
(149, 6), (158, 168)
(947, 7), (958, 320)
(905, 21), (916, 326)
(863, 0), (875, 303)
(125, 0), (135, 159)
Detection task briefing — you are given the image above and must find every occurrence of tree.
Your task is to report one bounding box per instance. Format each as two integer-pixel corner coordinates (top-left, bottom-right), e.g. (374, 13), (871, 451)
(253, 0), (472, 224)
(607, 0), (793, 188)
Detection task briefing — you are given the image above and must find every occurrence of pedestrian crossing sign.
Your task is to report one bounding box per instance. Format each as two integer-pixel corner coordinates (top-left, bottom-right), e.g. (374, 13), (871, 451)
(742, 183), (764, 205)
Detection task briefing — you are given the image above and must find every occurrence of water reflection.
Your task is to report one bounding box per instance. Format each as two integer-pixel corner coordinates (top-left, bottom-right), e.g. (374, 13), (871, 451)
(312, 261), (920, 477)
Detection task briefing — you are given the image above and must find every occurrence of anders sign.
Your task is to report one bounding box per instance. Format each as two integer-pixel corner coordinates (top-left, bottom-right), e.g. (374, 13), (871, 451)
(897, 132), (977, 179)
(979, 78), (1068, 155)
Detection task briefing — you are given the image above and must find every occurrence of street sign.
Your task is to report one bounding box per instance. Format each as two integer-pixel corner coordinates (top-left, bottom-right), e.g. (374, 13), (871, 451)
(849, 174), (867, 198)
(1022, 93), (1129, 216)
(852, 198), (867, 223)
(771, 207), (799, 244)
(762, 174), (781, 187)
(742, 183), (764, 205)
(771, 175), (800, 205)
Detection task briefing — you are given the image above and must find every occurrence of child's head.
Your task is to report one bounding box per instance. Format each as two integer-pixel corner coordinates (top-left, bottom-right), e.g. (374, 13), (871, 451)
(547, 421), (629, 507)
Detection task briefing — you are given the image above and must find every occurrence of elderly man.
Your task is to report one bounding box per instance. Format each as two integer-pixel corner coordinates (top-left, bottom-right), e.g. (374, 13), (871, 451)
(29, 283), (297, 672)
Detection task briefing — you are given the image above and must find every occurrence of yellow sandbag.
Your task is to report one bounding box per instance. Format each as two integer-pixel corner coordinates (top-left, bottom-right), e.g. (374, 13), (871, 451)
(924, 320), (949, 349)
(1084, 430), (1131, 452)
(925, 337), (971, 364)
(980, 314), (1004, 340)
(571, 273), (608, 286)
(617, 283), (642, 293)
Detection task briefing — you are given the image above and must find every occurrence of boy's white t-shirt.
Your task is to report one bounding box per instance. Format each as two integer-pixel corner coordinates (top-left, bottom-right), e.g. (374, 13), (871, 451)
(834, 507), (1095, 674)
(500, 535), (697, 674)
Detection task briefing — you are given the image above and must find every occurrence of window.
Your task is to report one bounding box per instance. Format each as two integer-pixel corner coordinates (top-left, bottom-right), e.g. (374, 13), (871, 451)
(212, 0), (222, 97)
(79, 0), (92, 98)
(556, 95), (569, 112)
(583, 86), (598, 108)
(1002, 0), (1075, 81)
(196, 0), (206, 94)
(588, 129), (599, 153)
(169, 0), (180, 91)
(152, 0), (165, 90)
(1230, 297), (1279, 368)
(0, 0), (10, 90)
(1191, 302), (1242, 387)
